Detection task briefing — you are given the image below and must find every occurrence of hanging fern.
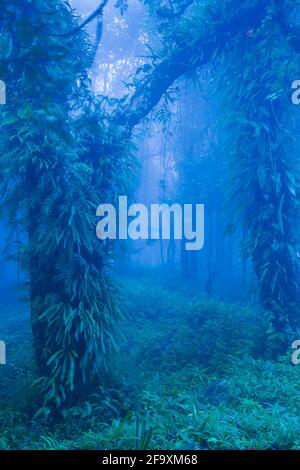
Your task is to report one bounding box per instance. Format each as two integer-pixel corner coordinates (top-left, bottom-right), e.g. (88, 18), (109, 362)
(215, 6), (300, 351)
(0, 0), (136, 408)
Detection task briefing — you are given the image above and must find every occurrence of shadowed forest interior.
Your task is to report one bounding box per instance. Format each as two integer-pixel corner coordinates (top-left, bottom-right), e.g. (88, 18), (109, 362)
(1, 0), (300, 450)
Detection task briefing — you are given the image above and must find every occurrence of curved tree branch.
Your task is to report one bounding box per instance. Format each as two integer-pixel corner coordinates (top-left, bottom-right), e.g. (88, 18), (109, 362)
(114, 0), (269, 132)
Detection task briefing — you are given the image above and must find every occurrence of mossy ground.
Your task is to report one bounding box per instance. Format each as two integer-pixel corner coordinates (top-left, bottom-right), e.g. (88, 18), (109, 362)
(0, 278), (300, 450)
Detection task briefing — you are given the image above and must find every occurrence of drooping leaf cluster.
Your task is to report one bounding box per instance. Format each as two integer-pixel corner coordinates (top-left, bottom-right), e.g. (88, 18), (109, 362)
(215, 4), (300, 347)
(0, 0), (136, 407)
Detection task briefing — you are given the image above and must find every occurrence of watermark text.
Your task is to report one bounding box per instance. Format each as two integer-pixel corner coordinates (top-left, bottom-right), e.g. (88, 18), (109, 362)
(96, 196), (205, 251)
(0, 341), (6, 365)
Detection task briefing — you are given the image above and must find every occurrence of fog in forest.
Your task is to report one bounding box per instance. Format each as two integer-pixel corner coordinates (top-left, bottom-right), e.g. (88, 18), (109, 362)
(1, 0), (300, 452)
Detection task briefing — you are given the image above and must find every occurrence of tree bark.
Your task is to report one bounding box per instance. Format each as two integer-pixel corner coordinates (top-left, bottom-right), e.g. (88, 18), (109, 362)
(115, 0), (269, 132)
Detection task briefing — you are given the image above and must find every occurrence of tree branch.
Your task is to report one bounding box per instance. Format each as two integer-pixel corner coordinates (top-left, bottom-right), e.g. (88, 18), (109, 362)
(60, 0), (109, 36)
(114, 0), (269, 132)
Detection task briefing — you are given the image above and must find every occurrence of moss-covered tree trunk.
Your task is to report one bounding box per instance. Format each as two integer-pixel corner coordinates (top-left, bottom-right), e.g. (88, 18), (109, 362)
(0, 0), (125, 409)
(219, 17), (299, 350)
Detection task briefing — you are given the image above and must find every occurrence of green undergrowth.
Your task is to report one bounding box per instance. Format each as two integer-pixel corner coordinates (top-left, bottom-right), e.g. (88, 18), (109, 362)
(1, 279), (300, 450)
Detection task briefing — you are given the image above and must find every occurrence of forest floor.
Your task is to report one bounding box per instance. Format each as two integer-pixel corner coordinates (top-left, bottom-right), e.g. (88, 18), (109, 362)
(0, 277), (300, 450)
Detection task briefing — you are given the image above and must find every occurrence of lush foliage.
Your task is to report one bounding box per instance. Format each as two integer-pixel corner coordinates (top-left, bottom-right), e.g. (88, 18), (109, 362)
(215, 4), (300, 347)
(1, 0), (300, 451)
(1, 279), (300, 450)
(0, 0), (136, 406)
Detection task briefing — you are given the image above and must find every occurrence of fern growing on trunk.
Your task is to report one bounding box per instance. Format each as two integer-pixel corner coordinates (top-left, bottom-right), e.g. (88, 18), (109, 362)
(0, 0), (134, 409)
(217, 9), (299, 352)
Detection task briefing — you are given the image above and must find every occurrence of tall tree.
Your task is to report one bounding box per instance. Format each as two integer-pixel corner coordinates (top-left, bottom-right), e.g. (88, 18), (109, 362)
(217, 6), (299, 349)
(0, 0), (133, 408)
